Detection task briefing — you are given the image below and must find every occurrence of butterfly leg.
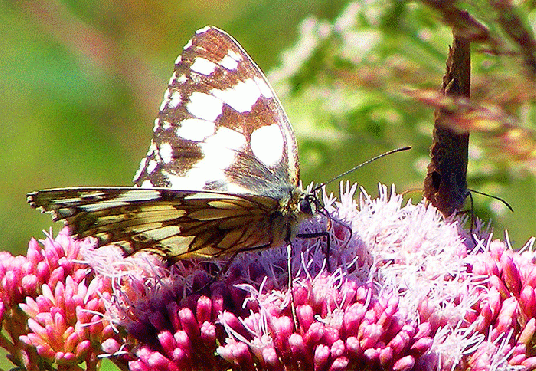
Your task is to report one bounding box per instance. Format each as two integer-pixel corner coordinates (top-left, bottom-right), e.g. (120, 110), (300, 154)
(286, 243), (300, 331)
(458, 191), (477, 249)
(193, 251), (241, 295)
(295, 231), (332, 272)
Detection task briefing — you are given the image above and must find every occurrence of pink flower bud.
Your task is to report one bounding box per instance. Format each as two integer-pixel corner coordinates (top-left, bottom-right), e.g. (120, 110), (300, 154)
(313, 344), (330, 371)
(501, 254), (522, 296)
(392, 355), (415, 370)
(196, 296), (212, 324)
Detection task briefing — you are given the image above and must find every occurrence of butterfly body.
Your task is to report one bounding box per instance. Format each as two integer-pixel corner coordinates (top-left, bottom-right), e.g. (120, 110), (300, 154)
(28, 27), (318, 260)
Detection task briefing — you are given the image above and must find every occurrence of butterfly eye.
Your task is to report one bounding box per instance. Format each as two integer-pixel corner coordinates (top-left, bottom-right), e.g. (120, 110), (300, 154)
(299, 195), (317, 215)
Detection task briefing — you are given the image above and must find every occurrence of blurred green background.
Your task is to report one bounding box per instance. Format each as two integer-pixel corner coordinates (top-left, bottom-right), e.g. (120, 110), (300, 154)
(3, 1), (536, 256)
(3, 0), (536, 370)
(0, 0), (347, 253)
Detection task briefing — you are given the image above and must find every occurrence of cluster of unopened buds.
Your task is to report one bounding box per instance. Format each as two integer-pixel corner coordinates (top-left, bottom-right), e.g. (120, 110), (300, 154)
(2, 184), (536, 370)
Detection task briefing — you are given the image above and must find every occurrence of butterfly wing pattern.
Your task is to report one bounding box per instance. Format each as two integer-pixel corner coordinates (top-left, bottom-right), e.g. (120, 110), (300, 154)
(28, 27), (316, 260)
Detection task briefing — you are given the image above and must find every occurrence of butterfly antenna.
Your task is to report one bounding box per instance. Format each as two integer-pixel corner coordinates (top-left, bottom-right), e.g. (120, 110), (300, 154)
(312, 146), (411, 192)
(467, 188), (513, 212)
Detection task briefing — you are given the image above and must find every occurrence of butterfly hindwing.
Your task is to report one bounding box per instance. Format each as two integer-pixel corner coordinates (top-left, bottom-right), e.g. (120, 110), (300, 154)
(27, 187), (299, 259)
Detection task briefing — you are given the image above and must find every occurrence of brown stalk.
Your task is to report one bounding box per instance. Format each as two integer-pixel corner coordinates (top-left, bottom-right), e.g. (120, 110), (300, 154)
(423, 33), (470, 217)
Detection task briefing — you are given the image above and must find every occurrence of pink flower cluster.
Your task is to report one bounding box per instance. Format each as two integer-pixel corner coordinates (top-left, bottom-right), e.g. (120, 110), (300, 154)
(3, 184), (536, 371)
(0, 229), (121, 371)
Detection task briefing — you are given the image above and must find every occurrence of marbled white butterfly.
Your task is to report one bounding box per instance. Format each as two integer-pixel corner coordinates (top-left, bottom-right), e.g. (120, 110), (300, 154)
(27, 26), (321, 260)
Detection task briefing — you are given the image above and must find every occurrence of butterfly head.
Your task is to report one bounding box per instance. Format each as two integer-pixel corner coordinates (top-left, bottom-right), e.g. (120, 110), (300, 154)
(299, 190), (321, 216)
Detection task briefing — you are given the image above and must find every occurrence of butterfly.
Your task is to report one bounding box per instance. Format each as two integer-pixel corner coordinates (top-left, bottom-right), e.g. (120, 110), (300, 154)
(27, 26), (323, 261)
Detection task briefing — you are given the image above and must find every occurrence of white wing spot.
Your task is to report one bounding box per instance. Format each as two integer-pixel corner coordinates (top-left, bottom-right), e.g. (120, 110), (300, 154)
(142, 225), (182, 240)
(176, 118), (215, 141)
(183, 39), (193, 51)
(161, 236), (195, 255)
(133, 157), (148, 182)
(159, 142), (173, 164)
(146, 140), (157, 155)
(177, 74), (187, 83)
(184, 193), (243, 201)
(191, 57), (217, 75)
(251, 124), (284, 167)
(160, 89), (171, 111)
(164, 128), (246, 191)
(254, 76), (273, 98)
(147, 160), (158, 174)
(82, 200), (127, 212)
(209, 127), (247, 151)
(196, 26), (211, 35)
(191, 74), (201, 84)
(168, 72), (176, 86)
(228, 50), (242, 61)
(220, 54), (238, 70)
(162, 120), (172, 130)
(175, 55), (182, 65)
(152, 118), (160, 132)
(168, 90), (182, 109)
(81, 190), (161, 212)
(187, 92), (223, 121)
(117, 189), (161, 202)
(141, 179), (153, 188)
(211, 78), (260, 113)
(163, 172), (201, 190)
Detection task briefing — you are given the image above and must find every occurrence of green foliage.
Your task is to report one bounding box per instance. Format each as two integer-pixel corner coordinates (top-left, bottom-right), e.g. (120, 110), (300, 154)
(5, 0), (536, 258)
(271, 1), (536, 247)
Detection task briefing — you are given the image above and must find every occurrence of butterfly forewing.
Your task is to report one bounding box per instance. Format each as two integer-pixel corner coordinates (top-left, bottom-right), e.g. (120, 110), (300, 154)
(28, 27), (315, 260)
